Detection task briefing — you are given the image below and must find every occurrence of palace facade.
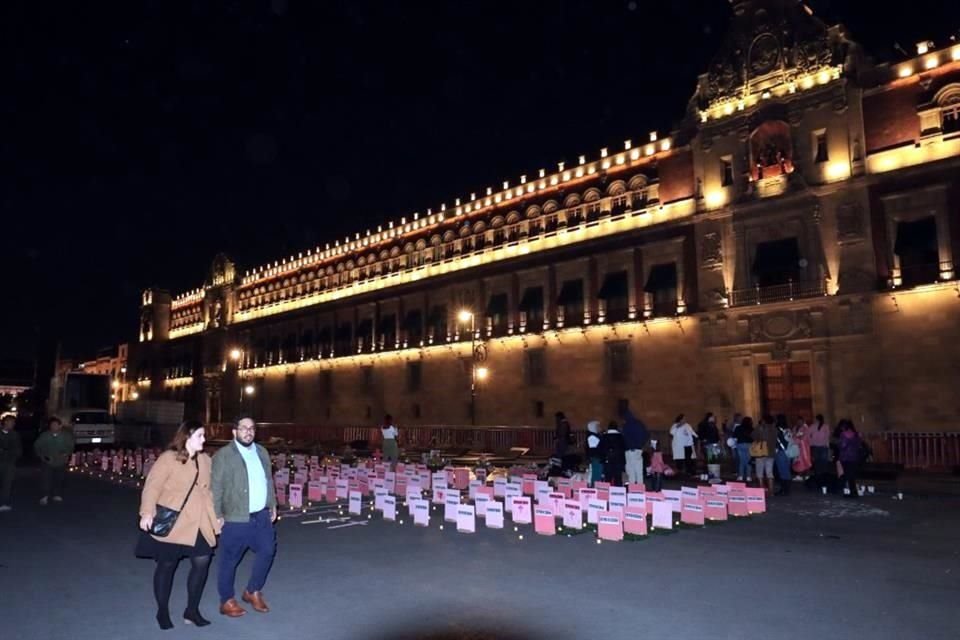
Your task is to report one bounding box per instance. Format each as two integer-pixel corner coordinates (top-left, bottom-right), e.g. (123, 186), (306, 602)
(130, 0), (960, 433)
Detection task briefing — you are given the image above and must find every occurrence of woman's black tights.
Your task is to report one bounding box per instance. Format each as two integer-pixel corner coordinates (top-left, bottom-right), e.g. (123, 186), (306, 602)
(153, 555), (211, 623)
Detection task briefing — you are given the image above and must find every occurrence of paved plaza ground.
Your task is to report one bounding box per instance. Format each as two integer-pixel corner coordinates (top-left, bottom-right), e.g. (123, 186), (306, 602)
(1, 466), (958, 640)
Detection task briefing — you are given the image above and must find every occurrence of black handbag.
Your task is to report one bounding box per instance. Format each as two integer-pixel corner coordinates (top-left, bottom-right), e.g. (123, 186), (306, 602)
(149, 464), (199, 538)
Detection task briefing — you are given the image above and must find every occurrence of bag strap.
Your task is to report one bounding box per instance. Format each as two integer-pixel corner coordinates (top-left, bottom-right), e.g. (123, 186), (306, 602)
(176, 459), (200, 512)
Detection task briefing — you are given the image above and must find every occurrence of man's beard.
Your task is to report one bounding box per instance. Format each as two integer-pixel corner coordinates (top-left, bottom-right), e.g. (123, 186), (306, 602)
(236, 436), (254, 448)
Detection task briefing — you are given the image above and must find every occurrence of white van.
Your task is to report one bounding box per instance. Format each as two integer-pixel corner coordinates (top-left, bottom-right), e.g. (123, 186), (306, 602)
(68, 409), (116, 445)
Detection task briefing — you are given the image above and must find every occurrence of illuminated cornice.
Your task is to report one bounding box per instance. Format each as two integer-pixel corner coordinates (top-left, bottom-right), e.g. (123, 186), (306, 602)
(163, 376), (194, 388)
(171, 289), (204, 309)
(234, 139), (676, 288)
(700, 64), (842, 123)
(238, 315), (691, 377)
(169, 323), (204, 339)
(232, 197), (696, 324)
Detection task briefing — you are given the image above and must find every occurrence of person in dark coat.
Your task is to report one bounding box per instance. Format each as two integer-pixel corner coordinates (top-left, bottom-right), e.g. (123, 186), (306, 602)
(554, 411), (572, 458)
(602, 421), (627, 487)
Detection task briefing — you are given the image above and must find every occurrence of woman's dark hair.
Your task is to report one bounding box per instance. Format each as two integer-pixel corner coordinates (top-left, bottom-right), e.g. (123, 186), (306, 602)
(815, 414), (825, 426)
(740, 416), (754, 432)
(168, 420), (204, 463)
(775, 414), (788, 429)
(704, 412), (714, 422)
(837, 418), (857, 434)
(675, 414), (685, 423)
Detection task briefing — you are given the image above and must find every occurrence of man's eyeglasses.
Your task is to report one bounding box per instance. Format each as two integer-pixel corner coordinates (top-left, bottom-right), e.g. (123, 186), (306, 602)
(236, 425), (256, 432)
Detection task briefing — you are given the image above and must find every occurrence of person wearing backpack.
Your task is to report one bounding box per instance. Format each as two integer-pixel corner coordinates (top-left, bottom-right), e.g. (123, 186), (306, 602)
(773, 414), (797, 496)
(734, 416), (754, 482)
(838, 419), (865, 498)
(751, 415), (778, 495)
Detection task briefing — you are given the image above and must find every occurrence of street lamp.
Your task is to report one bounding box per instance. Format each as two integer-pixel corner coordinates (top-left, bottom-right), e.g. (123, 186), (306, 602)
(458, 309), (488, 425)
(244, 384), (255, 396)
(131, 391), (139, 400)
(229, 348), (242, 362)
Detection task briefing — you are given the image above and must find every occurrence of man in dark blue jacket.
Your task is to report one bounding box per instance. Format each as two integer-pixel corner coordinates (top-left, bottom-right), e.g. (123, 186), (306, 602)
(621, 406), (649, 486)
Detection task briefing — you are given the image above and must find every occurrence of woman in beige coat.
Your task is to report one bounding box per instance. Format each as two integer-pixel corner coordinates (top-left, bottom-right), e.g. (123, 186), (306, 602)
(136, 421), (221, 629)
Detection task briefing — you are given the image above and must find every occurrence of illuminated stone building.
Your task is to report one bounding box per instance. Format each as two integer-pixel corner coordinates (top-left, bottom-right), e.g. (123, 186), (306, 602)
(131, 0), (960, 432)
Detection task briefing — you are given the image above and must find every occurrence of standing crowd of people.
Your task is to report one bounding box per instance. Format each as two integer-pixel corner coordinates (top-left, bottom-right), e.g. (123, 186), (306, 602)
(550, 408), (870, 498)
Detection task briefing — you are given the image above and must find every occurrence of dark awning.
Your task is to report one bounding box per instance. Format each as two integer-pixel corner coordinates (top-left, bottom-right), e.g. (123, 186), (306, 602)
(556, 280), (584, 305)
(378, 315), (395, 333)
(644, 263), (677, 292)
(356, 318), (373, 335)
(404, 310), (423, 331)
(519, 286), (544, 311)
(752, 238), (800, 274)
(486, 293), (508, 316)
(894, 217), (938, 255)
(427, 305), (446, 323)
(598, 271), (629, 299)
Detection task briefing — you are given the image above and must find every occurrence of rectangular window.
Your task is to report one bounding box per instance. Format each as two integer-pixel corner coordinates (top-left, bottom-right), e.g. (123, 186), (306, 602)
(534, 400), (544, 418)
(407, 361), (422, 392)
(361, 366), (374, 393)
(412, 403), (421, 419)
(752, 238), (801, 287)
(617, 398), (630, 416)
(525, 349), (546, 386)
(721, 156), (734, 186)
(644, 263), (678, 318)
(598, 270), (629, 323)
(814, 131), (829, 163)
(519, 286), (544, 332)
(557, 279), (584, 327)
(606, 342), (631, 383)
(485, 293), (509, 337)
(894, 216), (940, 287)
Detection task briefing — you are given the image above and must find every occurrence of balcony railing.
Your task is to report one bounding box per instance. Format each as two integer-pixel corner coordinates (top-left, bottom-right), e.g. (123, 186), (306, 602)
(729, 278), (826, 307)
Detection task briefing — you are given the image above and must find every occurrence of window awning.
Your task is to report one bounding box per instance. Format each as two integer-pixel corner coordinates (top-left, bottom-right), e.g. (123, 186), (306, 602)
(644, 263), (677, 292)
(404, 310), (423, 332)
(751, 238), (800, 274)
(377, 315), (395, 333)
(519, 286), (544, 311)
(598, 271), (628, 299)
(557, 279), (584, 305)
(894, 217), (938, 255)
(427, 305), (446, 324)
(356, 318), (373, 335)
(486, 293), (508, 316)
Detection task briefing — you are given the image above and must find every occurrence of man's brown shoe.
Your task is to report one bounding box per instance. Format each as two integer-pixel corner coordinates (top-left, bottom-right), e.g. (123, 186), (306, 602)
(219, 599), (246, 617)
(242, 590), (270, 613)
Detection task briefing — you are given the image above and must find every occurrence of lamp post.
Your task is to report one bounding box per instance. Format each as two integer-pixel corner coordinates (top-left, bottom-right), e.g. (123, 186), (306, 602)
(458, 309), (488, 425)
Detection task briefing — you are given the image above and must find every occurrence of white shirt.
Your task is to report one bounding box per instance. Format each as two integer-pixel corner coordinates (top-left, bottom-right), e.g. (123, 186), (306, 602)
(381, 425), (398, 440)
(235, 441), (267, 513)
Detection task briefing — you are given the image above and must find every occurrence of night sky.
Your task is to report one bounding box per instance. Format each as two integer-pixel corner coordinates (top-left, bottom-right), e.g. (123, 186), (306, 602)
(3, 0), (958, 365)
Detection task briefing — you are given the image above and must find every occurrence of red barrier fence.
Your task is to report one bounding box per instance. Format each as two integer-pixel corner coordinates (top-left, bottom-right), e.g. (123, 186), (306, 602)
(205, 423), (960, 470)
(206, 422), (568, 455)
(865, 432), (960, 470)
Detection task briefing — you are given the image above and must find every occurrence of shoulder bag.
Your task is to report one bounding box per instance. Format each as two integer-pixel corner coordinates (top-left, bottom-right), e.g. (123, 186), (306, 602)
(149, 463), (200, 538)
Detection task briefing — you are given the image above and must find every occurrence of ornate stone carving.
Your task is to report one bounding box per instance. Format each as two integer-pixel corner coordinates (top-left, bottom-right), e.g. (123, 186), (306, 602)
(771, 340), (791, 361)
(701, 232), (723, 269)
(745, 310), (818, 344)
(749, 33), (781, 75)
(836, 202), (864, 244)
